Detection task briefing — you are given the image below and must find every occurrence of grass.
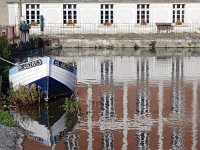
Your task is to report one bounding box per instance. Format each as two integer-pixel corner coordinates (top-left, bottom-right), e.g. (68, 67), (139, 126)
(0, 109), (18, 127)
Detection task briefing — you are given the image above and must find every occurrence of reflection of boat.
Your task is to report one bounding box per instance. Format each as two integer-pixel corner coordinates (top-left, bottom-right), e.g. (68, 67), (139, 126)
(9, 56), (77, 100)
(13, 100), (78, 147)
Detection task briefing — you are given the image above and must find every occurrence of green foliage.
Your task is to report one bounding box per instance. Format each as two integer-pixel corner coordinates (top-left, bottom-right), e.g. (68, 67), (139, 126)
(0, 36), (11, 58)
(8, 84), (41, 105)
(0, 109), (18, 127)
(149, 41), (156, 54)
(63, 97), (80, 113)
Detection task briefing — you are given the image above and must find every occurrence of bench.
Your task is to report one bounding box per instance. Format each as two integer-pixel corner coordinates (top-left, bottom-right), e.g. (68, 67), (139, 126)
(156, 23), (173, 33)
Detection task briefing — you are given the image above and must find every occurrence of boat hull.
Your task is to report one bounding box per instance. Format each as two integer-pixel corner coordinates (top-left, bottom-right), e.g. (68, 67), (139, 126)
(9, 57), (77, 100)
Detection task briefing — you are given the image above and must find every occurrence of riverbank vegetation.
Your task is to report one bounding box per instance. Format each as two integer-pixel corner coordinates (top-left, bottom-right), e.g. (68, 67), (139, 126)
(0, 109), (17, 127)
(0, 36), (11, 59)
(7, 84), (41, 105)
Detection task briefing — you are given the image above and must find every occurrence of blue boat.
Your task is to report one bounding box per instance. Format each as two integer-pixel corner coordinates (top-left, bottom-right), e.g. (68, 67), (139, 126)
(9, 57), (77, 100)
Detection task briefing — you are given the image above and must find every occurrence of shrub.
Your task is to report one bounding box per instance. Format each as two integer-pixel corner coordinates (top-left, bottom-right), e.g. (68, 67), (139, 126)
(0, 109), (18, 127)
(0, 36), (11, 58)
(8, 84), (41, 105)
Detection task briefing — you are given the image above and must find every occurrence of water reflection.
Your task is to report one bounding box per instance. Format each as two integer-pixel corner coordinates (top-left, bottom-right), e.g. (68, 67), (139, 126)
(18, 53), (200, 149)
(13, 99), (78, 148)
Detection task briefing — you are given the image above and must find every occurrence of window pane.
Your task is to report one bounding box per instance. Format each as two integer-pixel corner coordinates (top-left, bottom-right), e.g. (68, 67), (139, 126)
(142, 5), (145, 9)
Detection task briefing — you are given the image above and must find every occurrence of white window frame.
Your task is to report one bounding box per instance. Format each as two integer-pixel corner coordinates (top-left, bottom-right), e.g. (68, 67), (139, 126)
(173, 4), (185, 24)
(26, 4), (40, 25)
(100, 4), (114, 25)
(63, 4), (77, 25)
(137, 4), (150, 25)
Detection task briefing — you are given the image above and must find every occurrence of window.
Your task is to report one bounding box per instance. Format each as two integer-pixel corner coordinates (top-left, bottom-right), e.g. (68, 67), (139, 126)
(63, 4), (77, 24)
(173, 4), (185, 24)
(26, 4), (40, 25)
(101, 4), (114, 25)
(137, 4), (150, 24)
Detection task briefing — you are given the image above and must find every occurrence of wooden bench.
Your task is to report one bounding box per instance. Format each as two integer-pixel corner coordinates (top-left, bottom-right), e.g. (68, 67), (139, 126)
(156, 23), (173, 33)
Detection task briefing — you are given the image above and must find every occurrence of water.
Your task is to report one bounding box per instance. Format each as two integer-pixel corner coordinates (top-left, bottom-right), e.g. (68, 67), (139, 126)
(13, 48), (200, 149)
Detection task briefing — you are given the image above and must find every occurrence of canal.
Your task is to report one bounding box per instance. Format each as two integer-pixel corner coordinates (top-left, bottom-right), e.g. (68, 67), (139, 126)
(13, 48), (200, 149)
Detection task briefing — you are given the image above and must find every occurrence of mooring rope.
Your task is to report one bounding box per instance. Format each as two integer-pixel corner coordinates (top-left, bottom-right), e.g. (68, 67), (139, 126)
(0, 57), (15, 65)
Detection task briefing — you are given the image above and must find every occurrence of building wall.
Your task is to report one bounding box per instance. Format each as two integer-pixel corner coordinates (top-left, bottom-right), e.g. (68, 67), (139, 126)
(7, 2), (200, 34)
(0, 0), (8, 25)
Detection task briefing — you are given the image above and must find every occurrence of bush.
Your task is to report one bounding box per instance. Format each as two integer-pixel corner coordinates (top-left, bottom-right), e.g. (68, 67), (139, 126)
(0, 36), (11, 58)
(8, 84), (41, 105)
(0, 109), (18, 127)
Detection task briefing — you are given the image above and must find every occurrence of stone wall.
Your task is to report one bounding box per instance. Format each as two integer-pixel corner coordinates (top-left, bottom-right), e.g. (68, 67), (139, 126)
(60, 38), (200, 48)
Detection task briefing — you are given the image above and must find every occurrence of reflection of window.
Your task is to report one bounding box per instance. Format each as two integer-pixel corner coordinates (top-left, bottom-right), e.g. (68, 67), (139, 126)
(63, 4), (77, 24)
(136, 131), (150, 150)
(173, 4), (185, 24)
(136, 92), (150, 115)
(102, 131), (114, 150)
(101, 4), (114, 24)
(101, 61), (113, 83)
(66, 134), (79, 149)
(26, 4), (40, 24)
(137, 4), (150, 24)
(101, 93), (114, 117)
(171, 129), (184, 150)
(172, 89), (182, 114)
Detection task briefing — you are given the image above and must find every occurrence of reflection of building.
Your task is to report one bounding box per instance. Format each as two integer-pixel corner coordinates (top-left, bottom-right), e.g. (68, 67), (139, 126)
(101, 92), (115, 118)
(136, 130), (150, 150)
(65, 134), (79, 150)
(101, 60), (113, 83)
(102, 131), (114, 150)
(73, 56), (200, 150)
(171, 57), (184, 114)
(171, 128), (184, 150)
(20, 55), (200, 149)
(136, 59), (150, 116)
